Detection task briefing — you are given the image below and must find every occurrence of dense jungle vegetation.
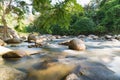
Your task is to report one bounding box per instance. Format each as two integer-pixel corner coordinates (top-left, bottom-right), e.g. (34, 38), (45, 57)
(0, 0), (120, 36)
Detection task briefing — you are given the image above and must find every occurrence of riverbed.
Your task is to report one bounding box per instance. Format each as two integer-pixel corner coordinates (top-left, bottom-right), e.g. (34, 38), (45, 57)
(2, 37), (120, 80)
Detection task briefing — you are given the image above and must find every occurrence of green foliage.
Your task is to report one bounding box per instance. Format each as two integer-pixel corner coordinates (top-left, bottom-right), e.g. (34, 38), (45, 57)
(90, 0), (120, 34)
(0, 0), (30, 31)
(0, 0), (119, 36)
(32, 0), (84, 32)
(94, 25), (107, 34)
(50, 25), (68, 35)
(33, 0), (52, 12)
(14, 21), (26, 32)
(71, 17), (95, 35)
(101, 1), (120, 33)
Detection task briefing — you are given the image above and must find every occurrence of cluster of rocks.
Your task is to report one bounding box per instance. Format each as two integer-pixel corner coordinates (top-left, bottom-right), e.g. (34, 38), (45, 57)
(27, 33), (63, 48)
(78, 34), (120, 41)
(1, 33), (120, 59)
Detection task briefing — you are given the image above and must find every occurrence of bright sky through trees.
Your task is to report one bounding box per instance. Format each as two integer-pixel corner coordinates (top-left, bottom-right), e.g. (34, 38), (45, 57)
(51, 0), (90, 6)
(77, 0), (90, 6)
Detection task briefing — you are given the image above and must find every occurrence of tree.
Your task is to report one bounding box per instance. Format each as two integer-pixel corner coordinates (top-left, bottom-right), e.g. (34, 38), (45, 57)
(0, 0), (29, 40)
(96, 0), (120, 33)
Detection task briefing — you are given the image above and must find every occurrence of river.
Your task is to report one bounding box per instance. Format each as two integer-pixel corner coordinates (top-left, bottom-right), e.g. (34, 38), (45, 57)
(2, 37), (120, 80)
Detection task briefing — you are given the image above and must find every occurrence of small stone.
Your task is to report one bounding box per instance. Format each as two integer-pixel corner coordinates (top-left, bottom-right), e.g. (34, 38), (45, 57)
(66, 73), (80, 80)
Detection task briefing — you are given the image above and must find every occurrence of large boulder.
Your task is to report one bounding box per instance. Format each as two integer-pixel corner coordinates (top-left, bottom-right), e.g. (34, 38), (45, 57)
(68, 39), (86, 51)
(2, 50), (28, 58)
(0, 26), (20, 39)
(0, 65), (26, 80)
(59, 39), (86, 51)
(5, 38), (22, 44)
(0, 39), (7, 46)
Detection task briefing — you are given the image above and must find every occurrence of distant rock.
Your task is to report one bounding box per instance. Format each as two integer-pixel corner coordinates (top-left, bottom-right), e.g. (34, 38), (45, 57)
(78, 35), (86, 38)
(105, 35), (112, 40)
(28, 33), (37, 43)
(88, 34), (99, 40)
(114, 35), (120, 40)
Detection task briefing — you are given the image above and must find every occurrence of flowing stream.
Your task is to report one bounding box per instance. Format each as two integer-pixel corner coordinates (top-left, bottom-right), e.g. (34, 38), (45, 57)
(2, 38), (120, 80)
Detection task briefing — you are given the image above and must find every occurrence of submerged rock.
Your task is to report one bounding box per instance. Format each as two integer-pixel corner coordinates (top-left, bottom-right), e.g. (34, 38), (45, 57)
(76, 61), (120, 80)
(2, 50), (28, 58)
(0, 65), (26, 80)
(28, 43), (42, 48)
(27, 64), (74, 80)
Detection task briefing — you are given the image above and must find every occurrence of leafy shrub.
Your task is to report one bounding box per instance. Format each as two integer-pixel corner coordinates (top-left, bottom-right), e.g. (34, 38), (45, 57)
(50, 25), (69, 35)
(94, 25), (107, 34)
(71, 17), (95, 35)
(102, 5), (120, 33)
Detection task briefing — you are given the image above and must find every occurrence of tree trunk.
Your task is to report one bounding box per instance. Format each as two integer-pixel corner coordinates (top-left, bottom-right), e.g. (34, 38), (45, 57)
(2, 13), (8, 40)
(1, 0), (13, 40)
